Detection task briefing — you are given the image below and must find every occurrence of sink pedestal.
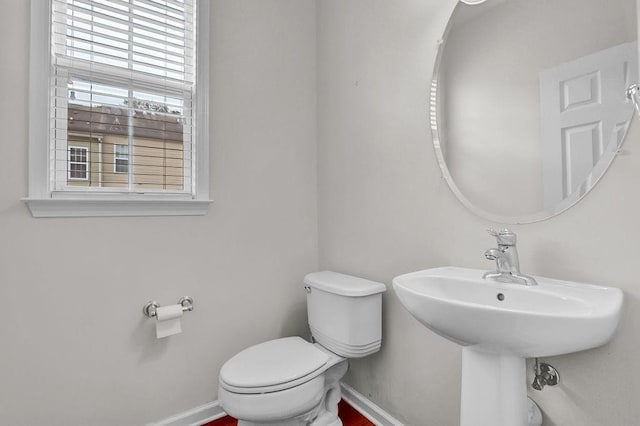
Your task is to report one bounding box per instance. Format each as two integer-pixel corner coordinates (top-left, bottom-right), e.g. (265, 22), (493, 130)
(460, 348), (528, 426)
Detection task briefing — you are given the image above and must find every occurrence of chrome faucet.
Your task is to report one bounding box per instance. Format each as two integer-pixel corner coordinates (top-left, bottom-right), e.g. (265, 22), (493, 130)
(483, 228), (538, 286)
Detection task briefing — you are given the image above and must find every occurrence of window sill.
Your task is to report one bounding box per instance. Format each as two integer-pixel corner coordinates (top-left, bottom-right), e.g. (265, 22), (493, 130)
(22, 197), (212, 218)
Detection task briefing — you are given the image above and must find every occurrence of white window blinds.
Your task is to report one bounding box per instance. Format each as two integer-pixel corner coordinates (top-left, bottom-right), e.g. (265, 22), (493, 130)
(51, 0), (196, 194)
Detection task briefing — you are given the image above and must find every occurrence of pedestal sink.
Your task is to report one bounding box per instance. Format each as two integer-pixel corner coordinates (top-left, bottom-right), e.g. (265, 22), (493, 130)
(393, 267), (623, 426)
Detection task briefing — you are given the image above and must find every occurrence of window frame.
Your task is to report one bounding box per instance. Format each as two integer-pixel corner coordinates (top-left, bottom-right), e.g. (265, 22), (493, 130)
(68, 146), (89, 181)
(113, 144), (130, 174)
(24, 0), (211, 218)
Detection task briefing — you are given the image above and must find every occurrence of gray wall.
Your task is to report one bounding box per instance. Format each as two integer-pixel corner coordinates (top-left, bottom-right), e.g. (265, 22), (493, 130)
(0, 1), (317, 425)
(3, 0), (640, 425)
(318, 0), (640, 425)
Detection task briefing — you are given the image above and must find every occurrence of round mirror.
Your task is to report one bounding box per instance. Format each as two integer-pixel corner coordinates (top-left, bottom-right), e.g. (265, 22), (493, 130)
(432, 0), (638, 223)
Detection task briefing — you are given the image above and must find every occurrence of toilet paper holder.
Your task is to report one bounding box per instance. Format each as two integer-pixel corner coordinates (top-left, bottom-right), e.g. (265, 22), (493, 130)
(143, 297), (194, 318)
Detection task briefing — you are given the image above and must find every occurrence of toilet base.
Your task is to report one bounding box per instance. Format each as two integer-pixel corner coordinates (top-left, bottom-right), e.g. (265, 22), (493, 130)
(311, 412), (342, 426)
(238, 413), (342, 426)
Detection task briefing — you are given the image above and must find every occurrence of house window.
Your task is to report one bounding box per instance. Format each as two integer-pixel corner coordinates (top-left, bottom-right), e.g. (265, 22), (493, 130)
(114, 144), (129, 174)
(68, 146), (88, 180)
(26, 0), (211, 217)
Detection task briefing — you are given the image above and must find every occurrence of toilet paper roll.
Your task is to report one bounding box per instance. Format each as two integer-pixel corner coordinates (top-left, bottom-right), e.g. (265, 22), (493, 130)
(155, 304), (183, 339)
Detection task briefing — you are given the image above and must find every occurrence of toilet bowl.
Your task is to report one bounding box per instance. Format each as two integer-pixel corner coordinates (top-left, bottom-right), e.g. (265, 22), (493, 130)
(218, 271), (386, 426)
(219, 337), (348, 426)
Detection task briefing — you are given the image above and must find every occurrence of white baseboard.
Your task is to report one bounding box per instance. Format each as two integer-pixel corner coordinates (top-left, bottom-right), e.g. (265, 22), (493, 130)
(146, 400), (226, 426)
(147, 383), (403, 426)
(340, 383), (404, 426)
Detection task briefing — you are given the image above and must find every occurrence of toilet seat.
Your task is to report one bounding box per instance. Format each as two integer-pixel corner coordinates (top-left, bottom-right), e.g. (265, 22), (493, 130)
(219, 337), (335, 394)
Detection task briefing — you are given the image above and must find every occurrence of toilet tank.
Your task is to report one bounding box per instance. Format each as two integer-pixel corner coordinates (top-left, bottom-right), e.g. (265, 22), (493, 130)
(304, 271), (386, 358)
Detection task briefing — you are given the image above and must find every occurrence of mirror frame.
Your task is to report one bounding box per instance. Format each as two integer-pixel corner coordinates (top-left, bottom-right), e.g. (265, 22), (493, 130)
(430, 1), (636, 224)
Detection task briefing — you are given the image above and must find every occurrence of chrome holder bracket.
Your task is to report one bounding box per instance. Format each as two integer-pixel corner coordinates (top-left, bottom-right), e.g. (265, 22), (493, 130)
(178, 296), (194, 312)
(142, 300), (160, 318)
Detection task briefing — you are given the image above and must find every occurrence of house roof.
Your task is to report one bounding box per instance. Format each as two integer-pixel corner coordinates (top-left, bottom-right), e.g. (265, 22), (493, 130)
(67, 104), (185, 143)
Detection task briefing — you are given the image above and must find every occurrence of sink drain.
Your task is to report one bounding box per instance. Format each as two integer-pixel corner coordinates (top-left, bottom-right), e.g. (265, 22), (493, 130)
(496, 293), (505, 301)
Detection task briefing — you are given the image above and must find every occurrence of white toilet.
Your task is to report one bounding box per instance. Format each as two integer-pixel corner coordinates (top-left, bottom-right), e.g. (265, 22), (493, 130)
(218, 271), (386, 426)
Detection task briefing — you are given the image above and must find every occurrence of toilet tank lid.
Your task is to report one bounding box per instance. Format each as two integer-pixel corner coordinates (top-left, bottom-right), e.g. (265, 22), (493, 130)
(304, 271), (386, 297)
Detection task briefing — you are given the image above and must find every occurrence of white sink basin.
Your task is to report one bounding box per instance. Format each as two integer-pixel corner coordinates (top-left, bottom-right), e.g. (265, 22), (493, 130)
(393, 266), (624, 426)
(393, 266), (623, 357)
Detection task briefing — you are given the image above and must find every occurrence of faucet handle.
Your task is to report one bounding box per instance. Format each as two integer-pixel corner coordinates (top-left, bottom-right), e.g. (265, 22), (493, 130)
(486, 228), (517, 246)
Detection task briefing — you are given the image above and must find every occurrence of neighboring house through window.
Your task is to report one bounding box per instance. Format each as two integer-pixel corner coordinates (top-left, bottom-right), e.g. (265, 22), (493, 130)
(26, 0), (210, 217)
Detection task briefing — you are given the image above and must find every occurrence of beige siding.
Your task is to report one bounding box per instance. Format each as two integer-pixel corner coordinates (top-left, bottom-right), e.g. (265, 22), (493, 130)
(132, 138), (184, 190)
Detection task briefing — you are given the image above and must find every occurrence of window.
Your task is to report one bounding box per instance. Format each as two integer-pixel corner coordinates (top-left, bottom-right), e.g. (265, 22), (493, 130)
(114, 144), (129, 174)
(26, 0), (210, 217)
(68, 146), (89, 180)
